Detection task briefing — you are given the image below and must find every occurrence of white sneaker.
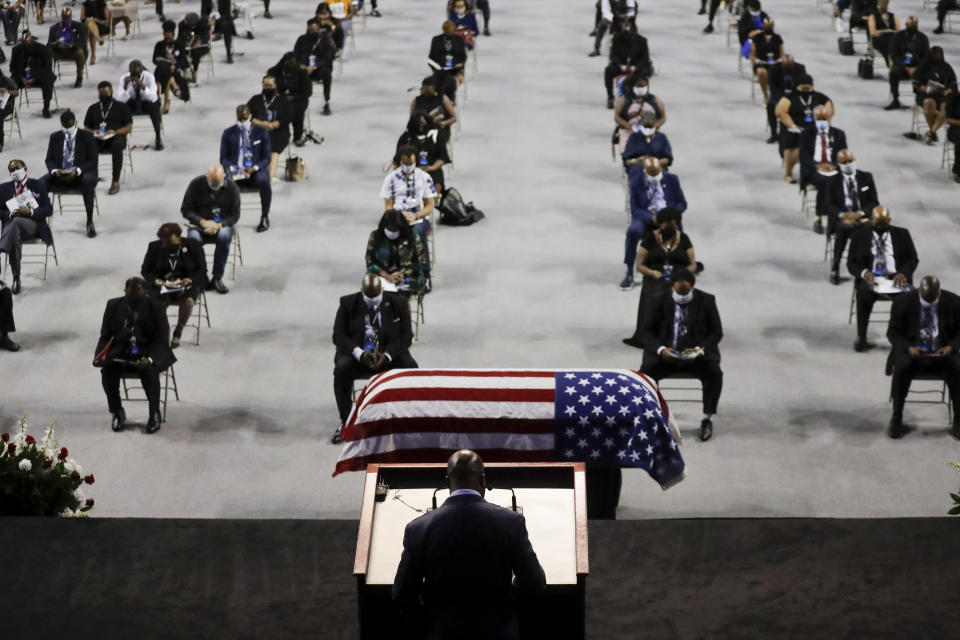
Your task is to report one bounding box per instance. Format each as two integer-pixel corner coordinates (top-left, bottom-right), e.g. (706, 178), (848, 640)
(835, 17), (846, 33)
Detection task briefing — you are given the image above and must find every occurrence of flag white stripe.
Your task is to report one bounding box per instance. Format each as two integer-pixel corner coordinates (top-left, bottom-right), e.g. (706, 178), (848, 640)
(340, 432), (556, 461)
(355, 400), (555, 424)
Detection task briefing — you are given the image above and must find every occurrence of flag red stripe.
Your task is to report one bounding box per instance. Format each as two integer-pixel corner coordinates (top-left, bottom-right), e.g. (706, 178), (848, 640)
(343, 418), (556, 440)
(361, 387), (556, 405)
(361, 369), (557, 399)
(333, 447), (556, 476)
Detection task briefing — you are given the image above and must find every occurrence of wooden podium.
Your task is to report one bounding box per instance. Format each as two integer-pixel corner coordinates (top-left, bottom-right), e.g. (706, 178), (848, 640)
(354, 462), (589, 640)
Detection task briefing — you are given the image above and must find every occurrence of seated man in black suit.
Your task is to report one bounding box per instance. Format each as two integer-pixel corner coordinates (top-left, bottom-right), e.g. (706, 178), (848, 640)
(393, 449), (546, 640)
(93, 276), (176, 434)
(140, 222), (208, 349)
(82, 81), (133, 196)
(885, 16), (929, 110)
(824, 149), (879, 284)
(43, 109), (98, 238)
(886, 275), (960, 439)
(181, 164), (240, 295)
(602, 19), (650, 109)
(220, 105), (272, 232)
(0, 69), (19, 153)
(294, 18), (336, 116)
(798, 105), (847, 235)
(0, 279), (18, 351)
(331, 274), (418, 443)
(0, 159), (53, 295)
(46, 6), (86, 88)
(640, 269), (723, 442)
(10, 29), (55, 118)
(847, 206), (918, 352)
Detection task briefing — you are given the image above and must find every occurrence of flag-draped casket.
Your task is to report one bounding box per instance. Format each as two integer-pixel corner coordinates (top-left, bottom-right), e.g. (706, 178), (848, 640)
(333, 369), (685, 488)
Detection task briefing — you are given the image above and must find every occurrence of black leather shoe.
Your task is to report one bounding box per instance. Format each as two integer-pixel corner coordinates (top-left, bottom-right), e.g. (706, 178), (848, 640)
(589, 49), (601, 57)
(256, 216), (270, 232)
(86, 222), (97, 238)
(700, 418), (713, 442)
(483, 28), (490, 36)
(829, 270), (840, 285)
(951, 422), (960, 441)
(934, 26), (945, 34)
(854, 337), (876, 352)
(211, 277), (229, 294)
(884, 99), (902, 110)
(111, 408), (126, 432)
(155, 138), (164, 151)
(0, 334), (20, 351)
(263, 10), (272, 18)
(622, 336), (643, 349)
(11, 277), (20, 295)
(765, 135), (778, 144)
(606, 96), (614, 109)
(42, 108), (52, 119)
(331, 423), (344, 444)
(145, 411), (162, 434)
(697, 7), (706, 14)
(74, 77), (83, 88)
(322, 102), (332, 115)
(887, 415), (906, 439)
(702, 24), (714, 34)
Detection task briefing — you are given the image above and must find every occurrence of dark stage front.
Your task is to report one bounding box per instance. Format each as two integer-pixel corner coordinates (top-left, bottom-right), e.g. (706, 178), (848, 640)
(2, 517), (959, 638)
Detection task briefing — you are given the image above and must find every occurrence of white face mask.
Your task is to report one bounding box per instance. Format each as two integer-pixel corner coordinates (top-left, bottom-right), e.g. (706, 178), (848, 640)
(455, 7), (466, 15)
(238, 119), (252, 130)
(815, 119), (829, 132)
(207, 180), (223, 191)
(672, 289), (694, 305)
(10, 168), (26, 182)
(839, 161), (856, 175)
(400, 163), (415, 175)
(384, 228), (400, 240)
(639, 125), (657, 136)
(749, 9), (761, 16)
(62, 125), (78, 137)
(363, 293), (382, 307)
(633, 85), (648, 96)
(647, 172), (662, 184)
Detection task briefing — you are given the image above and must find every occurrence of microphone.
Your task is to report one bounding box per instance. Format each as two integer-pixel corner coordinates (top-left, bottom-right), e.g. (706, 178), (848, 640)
(488, 483), (521, 513)
(431, 486), (445, 510)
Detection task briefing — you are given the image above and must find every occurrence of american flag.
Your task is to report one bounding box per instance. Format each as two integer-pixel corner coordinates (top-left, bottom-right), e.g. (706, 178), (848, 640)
(333, 369), (685, 489)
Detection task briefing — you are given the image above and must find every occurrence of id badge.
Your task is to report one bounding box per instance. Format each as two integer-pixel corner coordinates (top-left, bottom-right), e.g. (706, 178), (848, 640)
(803, 108), (813, 123)
(99, 121), (107, 132)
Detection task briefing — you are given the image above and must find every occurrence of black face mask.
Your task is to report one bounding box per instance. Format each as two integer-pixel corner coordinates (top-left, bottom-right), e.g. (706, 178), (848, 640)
(124, 293), (144, 306)
(660, 227), (677, 240)
(99, 95), (112, 105)
(262, 89), (276, 99)
(907, 26), (917, 33)
(308, 31), (320, 41)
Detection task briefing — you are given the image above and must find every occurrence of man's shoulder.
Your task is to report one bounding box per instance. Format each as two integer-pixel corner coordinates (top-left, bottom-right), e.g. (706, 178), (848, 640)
(221, 124), (238, 137)
(338, 291), (361, 307)
(856, 169), (874, 180)
(694, 289), (717, 306)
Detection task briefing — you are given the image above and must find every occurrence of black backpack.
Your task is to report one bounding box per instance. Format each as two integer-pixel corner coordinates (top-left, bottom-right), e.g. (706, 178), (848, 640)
(438, 187), (485, 226)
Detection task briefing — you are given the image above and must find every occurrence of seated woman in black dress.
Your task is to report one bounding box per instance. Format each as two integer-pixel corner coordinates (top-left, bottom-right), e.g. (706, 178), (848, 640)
(623, 208), (698, 348)
(365, 209), (427, 294)
(140, 223), (208, 348)
(395, 110), (451, 194)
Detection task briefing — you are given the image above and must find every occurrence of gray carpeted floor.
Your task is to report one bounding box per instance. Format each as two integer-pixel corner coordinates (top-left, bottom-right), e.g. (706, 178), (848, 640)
(2, 0), (960, 519)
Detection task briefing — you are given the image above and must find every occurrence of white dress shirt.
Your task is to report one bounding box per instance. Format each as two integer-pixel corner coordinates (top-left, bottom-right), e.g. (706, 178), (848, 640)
(116, 70), (159, 104)
(379, 168), (438, 223)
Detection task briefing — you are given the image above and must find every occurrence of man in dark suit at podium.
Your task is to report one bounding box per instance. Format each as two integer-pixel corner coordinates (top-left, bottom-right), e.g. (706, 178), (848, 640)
(393, 450), (546, 640)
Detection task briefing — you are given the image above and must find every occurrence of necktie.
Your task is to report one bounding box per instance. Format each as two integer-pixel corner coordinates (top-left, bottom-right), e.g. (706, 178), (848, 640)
(241, 128), (251, 156)
(63, 135), (75, 170)
(820, 132), (829, 163)
(921, 306), (934, 333)
(15, 181), (23, 195)
(846, 176), (859, 211)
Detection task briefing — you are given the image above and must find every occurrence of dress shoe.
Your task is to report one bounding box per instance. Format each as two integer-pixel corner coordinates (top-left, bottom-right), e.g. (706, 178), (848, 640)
(606, 96), (614, 109)
(951, 422), (960, 441)
(74, 77), (83, 88)
(10, 277), (20, 295)
(322, 102), (332, 115)
(702, 24), (714, 34)
(145, 410), (162, 434)
(108, 181), (120, 195)
(263, 10), (272, 18)
(934, 25), (945, 34)
(331, 423), (344, 444)
(0, 334), (20, 352)
(170, 325), (183, 349)
(111, 408), (126, 432)
(256, 216), (270, 232)
(697, 7), (706, 14)
(42, 108), (52, 118)
(887, 414), (906, 439)
(246, 30), (254, 40)
(211, 277), (229, 294)
(622, 336), (643, 349)
(953, 173), (960, 184)
(765, 135), (778, 144)
(86, 222), (97, 238)
(925, 130), (939, 145)
(619, 273), (633, 290)
(812, 219), (824, 234)
(884, 99), (902, 110)
(700, 418), (713, 442)
(483, 28), (490, 36)
(155, 138), (164, 151)
(588, 49), (601, 57)
(829, 269), (840, 285)
(589, 29), (597, 36)
(854, 337), (876, 352)
(370, 9), (381, 17)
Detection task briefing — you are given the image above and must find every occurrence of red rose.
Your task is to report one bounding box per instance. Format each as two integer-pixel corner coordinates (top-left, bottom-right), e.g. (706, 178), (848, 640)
(85, 498), (94, 507)
(70, 471), (80, 481)
(25, 435), (35, 445)
(59, 447), (68, 460)
(84, 474), (95, 485)
(43, 460), (52, 469)
(0, 433), (8, 442)
(6, 443), (14, 453)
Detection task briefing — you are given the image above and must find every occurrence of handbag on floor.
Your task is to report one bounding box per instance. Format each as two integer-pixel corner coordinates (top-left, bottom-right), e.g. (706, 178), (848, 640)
(438, 187), (485, 226)
(285, 156), (306, 181)
(858, 55), (874, 79)
(838, 36), (855, 56)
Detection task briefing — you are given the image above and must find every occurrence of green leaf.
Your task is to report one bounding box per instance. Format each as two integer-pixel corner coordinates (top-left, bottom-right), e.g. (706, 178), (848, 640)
(949, 505), (960, 515)
(951, 493), (960, 503)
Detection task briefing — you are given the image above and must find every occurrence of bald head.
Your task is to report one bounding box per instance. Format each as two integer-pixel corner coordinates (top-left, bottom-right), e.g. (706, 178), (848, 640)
(837, 149), (854, 164)
(447, 449), (485, 493)
(206, 164), (225, 190)
(813, 105), (830, 121)
(872, 205), (891, 229)
(906, 15), (919, 30)
(643, 156), (662, 178)
(361, 273), (382, 298)
(920, 275), (941, 303)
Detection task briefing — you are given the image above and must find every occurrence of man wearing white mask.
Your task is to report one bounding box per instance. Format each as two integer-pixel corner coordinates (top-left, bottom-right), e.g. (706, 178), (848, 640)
(641, 269), (724, 442)
(42, 109), (99, 238)
(823, 149), (879, 285)
(798, 105), (847, 235)
(0, 159), (54, 295)
(180, 164), (241, 295)
(622, 157), (686, 290)
(381, 145), (438, 287)
(621, 110), (673, 175)
(116, 59), (165, 152)
(220, 104), (272, 233)
(331, 273), (418, 443)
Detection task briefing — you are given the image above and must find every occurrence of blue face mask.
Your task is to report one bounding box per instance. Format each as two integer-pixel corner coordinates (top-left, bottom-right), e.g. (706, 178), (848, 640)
(815, 120), (829, 132)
